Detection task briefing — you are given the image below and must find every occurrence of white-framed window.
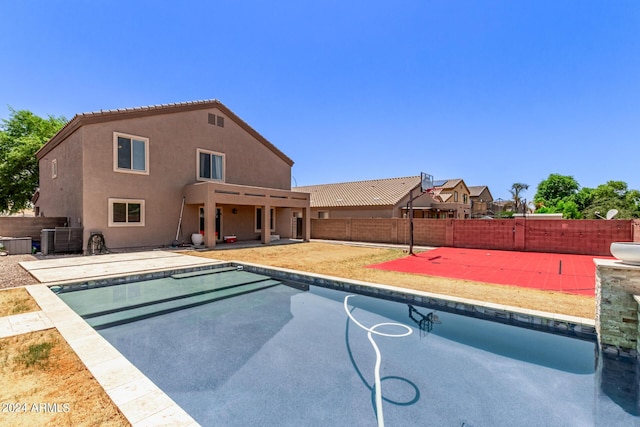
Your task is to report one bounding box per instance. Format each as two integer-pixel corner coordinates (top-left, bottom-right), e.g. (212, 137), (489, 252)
(454, 191), (459, 202)
(197, 149), (225, 182)
(463, 193), (468, 204)
(51, 159), (57, 179)
(255, 207), (275, 232)
(114, 132), (149, 174)
(108, 198), (145, 227)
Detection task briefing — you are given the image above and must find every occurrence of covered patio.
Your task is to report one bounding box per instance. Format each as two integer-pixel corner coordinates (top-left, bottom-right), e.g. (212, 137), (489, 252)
(184, 181), (311, 248)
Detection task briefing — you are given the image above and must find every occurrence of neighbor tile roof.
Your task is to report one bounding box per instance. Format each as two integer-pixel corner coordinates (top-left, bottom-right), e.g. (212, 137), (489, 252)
(293, 176), (422, 207)
(435, 179), (461, 189)
(468, 186), (487, 197)
(294, 176), (471, 207)
(468, 185), (493, 201)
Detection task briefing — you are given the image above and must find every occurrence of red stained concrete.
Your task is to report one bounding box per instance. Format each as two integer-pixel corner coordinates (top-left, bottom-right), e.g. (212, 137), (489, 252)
(367, 247), (614, 296)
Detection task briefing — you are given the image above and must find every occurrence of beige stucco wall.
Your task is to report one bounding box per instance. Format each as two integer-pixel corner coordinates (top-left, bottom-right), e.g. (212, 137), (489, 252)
(36, 128), (84, 226)
(39, 107), (295, 249)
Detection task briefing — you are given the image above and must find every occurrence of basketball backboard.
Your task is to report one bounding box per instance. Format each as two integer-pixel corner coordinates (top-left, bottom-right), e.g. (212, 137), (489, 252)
(420, 172), (433, 193)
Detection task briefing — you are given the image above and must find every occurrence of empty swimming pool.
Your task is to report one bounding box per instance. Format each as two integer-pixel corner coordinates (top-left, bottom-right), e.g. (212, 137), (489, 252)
(57, 268), (640, 426)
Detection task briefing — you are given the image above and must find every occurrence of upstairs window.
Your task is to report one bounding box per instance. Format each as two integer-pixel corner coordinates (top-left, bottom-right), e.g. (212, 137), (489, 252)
(463, 194), (468, 204)
(197, 149), (225, 181)
(454, 191), (459, 202)
(51, 159), (57, 179)
(114, 132), (149, 174)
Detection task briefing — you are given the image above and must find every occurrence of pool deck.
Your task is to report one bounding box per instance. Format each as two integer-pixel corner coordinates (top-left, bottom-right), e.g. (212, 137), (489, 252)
(3, 249), (597, 426)
(19, 250), (222, 284)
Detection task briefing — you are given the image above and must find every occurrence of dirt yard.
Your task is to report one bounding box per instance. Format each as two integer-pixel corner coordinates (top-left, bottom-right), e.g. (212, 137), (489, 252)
(187, 242), (596, 319)
(0, 328), (129, 427)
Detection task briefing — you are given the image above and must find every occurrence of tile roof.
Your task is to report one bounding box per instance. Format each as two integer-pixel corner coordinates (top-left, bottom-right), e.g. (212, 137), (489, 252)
(433, 179), (461, 189)
(468, 186), (486, 197)
(293, 176), (422, 207)
(468, 185), (493, 200)
(294, 176), (470, 208)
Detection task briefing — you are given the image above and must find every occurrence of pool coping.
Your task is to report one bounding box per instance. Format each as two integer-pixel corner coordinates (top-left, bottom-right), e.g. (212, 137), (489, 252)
(10, 259), (596, 426)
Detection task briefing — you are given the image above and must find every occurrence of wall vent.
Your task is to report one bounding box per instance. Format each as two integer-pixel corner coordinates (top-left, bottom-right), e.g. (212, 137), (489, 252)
(208, 113), (225, 127)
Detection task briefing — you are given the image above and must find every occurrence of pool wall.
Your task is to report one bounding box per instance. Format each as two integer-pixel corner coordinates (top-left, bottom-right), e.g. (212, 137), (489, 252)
(233, 261), (597, 342)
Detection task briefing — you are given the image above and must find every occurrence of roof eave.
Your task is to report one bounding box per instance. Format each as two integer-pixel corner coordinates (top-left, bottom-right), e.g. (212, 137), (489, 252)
(36, 100), (294, 166)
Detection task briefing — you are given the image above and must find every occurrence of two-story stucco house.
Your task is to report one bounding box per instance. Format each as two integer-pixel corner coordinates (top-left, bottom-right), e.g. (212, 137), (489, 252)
(34, 99), (310, 251)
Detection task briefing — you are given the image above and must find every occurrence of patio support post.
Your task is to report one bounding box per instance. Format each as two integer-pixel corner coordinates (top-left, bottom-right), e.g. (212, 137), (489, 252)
(261, 204), (271, 244)
(205, 192), (216, 248)
(303, 206), (311, 242)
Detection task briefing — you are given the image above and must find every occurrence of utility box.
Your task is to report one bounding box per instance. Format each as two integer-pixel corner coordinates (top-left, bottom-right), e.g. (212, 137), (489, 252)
(41, 229), (55, 255)
(54, 227), (83, 253)
(0, 237), (32, 255)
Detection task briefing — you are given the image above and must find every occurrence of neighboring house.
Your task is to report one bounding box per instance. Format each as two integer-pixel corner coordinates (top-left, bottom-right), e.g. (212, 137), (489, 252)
(468, 185), (494, 218)
(427, 179), (472, 219)
(35, 99), (310, 251)
(293, 176), (471, 219)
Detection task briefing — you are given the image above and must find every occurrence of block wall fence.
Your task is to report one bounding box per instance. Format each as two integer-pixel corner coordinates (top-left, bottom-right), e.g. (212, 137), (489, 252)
(311, 218), (640, 256)
(0, 217), (67, 240)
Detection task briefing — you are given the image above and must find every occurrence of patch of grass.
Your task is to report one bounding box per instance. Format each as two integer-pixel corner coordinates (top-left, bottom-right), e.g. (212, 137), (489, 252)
(0, 288), (40, 316)
(11, 302), (31, 314)
(17, 341), (54, 368)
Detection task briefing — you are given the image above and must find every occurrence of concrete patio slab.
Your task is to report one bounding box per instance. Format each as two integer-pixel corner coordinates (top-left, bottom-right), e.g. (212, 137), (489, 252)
(20, 251), (222, 284)
(0, 311), (54, 338)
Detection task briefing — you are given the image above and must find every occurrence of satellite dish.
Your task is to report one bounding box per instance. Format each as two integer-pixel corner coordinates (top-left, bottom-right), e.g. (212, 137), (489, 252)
(606, 209), (619, 220)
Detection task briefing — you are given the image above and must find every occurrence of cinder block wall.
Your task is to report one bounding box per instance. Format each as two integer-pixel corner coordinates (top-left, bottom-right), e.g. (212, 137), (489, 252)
(311, 218), (638, 256)
(0, 217), (67, 240)
(453, 219), (516, 250)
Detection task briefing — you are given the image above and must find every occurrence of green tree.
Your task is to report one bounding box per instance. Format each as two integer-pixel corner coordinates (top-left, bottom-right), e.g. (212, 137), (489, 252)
(569, 187), (594, 212)
(0, 108), (66, 213)
(509, 182), (529, 213)
(582, 181), (640, 219)
(536, 199), (582, 219)
(534, 174), (580, 207)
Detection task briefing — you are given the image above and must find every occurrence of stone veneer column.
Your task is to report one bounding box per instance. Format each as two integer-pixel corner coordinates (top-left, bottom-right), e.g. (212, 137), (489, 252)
(595, 259), (640, 357)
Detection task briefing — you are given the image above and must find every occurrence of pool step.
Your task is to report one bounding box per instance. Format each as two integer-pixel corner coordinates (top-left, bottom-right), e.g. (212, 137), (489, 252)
(83, 276), (275, 319)
(170, 266), (239, 279)
(86, 279), (280, 329)
(59, 270), (276, 318)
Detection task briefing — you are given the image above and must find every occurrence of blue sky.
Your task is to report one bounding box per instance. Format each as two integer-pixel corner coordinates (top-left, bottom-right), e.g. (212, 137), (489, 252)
(1, 1), (638, 200)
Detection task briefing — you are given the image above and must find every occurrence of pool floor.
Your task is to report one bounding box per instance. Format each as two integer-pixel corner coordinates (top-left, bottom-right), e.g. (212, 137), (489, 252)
(57, 272), (640, 426)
